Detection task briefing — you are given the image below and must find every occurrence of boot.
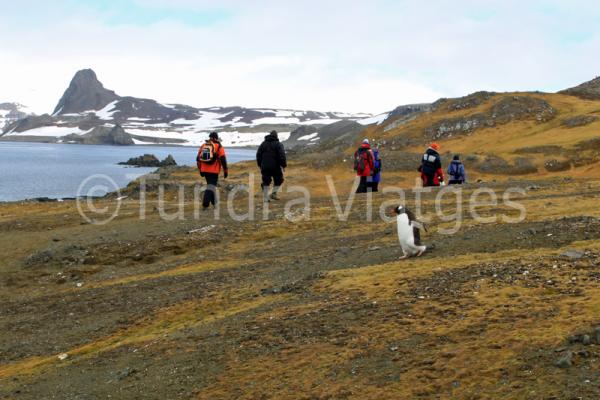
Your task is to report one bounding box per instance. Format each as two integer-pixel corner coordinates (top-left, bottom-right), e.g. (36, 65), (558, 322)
(262, 185), (270, 203)
(270, 186), (281, 201)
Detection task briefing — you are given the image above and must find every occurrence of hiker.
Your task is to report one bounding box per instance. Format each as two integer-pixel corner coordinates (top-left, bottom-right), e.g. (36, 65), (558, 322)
(354, 139), (375, 193)
(447, 155), (467, 185)
(418, 142), (444, 187)
(196, 131), (228, 209)
(256, 130), (287, 201)
(367, 147), (382, 192)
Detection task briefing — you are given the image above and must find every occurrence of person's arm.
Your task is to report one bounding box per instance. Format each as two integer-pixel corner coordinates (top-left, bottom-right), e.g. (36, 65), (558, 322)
(256, 144), (263, 168)
(219, 147), (228, 178)
(461, 164), (467, 182)
(278, 143), (287, 169)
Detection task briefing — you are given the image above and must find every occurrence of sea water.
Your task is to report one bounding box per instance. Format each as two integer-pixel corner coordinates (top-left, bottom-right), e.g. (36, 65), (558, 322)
(0, 142), (255, 202)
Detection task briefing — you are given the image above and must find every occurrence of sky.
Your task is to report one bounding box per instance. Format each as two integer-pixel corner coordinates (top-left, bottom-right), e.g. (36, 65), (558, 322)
(1, 0), (599, 115)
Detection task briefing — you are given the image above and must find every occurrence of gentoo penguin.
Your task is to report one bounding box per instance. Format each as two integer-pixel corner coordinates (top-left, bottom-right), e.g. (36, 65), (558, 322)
(394, 205), (426, 259)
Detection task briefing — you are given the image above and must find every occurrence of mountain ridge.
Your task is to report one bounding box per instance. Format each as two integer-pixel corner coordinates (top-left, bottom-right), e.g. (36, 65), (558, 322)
(1, 69), (373, 146)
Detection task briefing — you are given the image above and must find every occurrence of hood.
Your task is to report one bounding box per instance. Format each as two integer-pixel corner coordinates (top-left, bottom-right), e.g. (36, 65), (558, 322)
(264, 135), (279, 142)
(360, 143), (371, 150)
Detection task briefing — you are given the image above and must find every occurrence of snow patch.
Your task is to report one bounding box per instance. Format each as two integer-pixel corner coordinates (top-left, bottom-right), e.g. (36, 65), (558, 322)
(297, 132), (319, 141)
(6, 126), (92, 137)
(358, 113), (389, 126)
(95, 100), (120, 120)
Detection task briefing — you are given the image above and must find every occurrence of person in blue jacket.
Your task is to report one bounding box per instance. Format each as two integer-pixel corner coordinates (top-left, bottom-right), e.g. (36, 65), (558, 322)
(447, 155), (467, 184)
(367, 148), (382, 192)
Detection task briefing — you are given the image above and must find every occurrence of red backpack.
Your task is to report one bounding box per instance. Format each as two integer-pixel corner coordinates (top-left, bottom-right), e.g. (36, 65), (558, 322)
(198, 141), (217, 163)
(354, 148), (372, 175)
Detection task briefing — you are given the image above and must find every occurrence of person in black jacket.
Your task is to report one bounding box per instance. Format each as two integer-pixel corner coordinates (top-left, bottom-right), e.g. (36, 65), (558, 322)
(256, 130), (287, 201)
(418, 142), (445, 187)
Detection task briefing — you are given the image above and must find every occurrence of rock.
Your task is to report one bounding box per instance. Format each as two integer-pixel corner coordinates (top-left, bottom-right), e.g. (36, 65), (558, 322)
(159, 154), (177, 167)
(577, 350), (590, 358)
(337, 247), (351, 255)
(117, 367), (136, 381)
(582, 335), (591, 345)
(119, 154), (160, 167)
(560, 249), (584, 260)
(24, 249), (54, 267)
(554, 351), (573, 368)
(368, 246), (381, 252)
(64, 124), (135, 146)
(544, 159), (571, 172)
(560, 76), (600, 100)
(58, 353), (69, 361)
(561, 115), (598, 128)
(594, 326), (600, 344)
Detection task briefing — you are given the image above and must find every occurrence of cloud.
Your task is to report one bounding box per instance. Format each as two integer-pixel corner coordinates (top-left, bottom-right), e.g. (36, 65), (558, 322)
(1, 0), (599, 114)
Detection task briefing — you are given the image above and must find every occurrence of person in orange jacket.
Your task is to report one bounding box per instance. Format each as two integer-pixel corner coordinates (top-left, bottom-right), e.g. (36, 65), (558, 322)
(419, 142), (444, 187)
(196, 131), (228, 209)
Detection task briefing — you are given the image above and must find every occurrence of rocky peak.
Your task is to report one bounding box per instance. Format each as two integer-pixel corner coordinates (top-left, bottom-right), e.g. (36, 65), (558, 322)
(53, 69), (120, 115)
(560, 76), (600, 100)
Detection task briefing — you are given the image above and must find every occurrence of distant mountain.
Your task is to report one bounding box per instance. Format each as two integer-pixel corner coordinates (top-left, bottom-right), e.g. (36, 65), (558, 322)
(0, 102), (34, 130)
(53, 69), (119, 115)
(560, 76), (600, 100)
(1, 69), (373, 146)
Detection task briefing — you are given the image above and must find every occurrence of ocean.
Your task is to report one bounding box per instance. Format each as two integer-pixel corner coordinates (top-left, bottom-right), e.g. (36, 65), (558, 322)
(0, 142), (255, 202)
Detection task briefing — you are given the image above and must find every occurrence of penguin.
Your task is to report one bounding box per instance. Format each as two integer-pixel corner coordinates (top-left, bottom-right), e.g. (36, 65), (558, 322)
(394, 205), (426, 259)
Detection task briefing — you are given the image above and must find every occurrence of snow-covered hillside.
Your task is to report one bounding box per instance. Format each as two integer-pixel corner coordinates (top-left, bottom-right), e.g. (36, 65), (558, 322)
(0, 103), (33, 130)
(1, 69), (377, 147)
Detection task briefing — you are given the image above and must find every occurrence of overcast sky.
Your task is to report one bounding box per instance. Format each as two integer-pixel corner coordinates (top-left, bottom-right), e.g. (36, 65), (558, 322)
(1, 0), (599, 114)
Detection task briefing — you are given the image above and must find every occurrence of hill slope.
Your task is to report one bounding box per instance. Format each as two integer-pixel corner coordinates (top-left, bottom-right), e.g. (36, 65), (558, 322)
(354, 90), (600, 179)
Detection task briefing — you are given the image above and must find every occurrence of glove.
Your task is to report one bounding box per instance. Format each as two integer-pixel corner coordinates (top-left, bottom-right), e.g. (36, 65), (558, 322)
(223, 169), (229, 179)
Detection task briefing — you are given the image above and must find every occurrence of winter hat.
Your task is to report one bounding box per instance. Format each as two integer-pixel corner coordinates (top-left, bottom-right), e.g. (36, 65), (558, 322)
(362, 138), (370, 144)
(209, 131), (219, 140)
(453, 154), (460, 161)
(270, 130), (278, 138)
(430, 142), (440, 151)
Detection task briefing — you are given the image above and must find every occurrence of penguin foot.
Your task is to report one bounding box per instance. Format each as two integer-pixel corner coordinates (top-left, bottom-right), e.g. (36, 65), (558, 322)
(399, 254), (408, 260)
(416, 249), (425, 257)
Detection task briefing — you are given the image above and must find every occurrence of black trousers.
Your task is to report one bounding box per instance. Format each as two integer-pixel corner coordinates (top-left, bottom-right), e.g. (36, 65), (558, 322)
(356, 176), (370, 193)
(367, 181), (379, 192)
(202, 173), (219, 208)
(261, 168), (284, 188)
(448, 179), (464, 185)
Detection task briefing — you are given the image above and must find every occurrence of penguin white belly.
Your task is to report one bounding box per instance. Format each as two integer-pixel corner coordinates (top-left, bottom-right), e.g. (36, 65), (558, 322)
(396, 214), (426, 257)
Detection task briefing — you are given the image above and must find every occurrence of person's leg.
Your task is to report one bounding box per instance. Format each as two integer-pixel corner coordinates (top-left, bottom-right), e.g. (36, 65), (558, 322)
(356, 176), (368, 193)
(271, 170), (284, 200)
(423, 173), (432, 187)
(203, 173), (218, 208)
(261, 171), (272, 202)
(372, 182), (379, 192)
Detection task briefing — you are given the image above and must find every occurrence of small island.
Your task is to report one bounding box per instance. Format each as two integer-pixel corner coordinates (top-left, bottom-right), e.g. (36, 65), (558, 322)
(119, 154), (177, 167)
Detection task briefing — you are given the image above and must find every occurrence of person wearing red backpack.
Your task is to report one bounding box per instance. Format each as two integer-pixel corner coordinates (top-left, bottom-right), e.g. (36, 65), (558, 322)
(353, 139), (375, 193)
(196, 131), (228, 209)
(418, 142), (444, 187)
